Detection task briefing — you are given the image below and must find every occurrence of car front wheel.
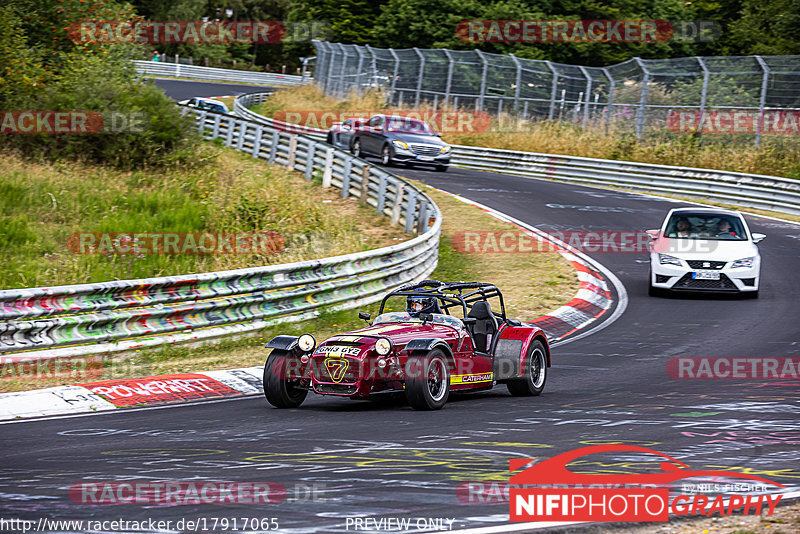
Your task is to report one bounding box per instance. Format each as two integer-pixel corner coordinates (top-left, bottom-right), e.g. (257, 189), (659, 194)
(507, 340), (547, 396)
(381, 144), (394, 166)
(351, 139), (362, 157)
(263, 349), (308, 408)
(405, 349), (450, 410)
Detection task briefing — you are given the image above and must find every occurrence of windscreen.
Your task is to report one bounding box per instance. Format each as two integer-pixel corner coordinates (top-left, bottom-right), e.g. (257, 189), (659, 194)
(665, 213), (747, 240)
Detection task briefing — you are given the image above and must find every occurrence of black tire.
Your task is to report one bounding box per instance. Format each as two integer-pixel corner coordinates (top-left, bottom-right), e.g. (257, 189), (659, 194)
(507, 340), (547, 396)
(263, 349), (308, 408)
(381, 144), (393, 166)
(434, 165), (448, 172)
(351, 138), (362, 157)
(326, 133), (333, 144)
(405, 349), (450, 410)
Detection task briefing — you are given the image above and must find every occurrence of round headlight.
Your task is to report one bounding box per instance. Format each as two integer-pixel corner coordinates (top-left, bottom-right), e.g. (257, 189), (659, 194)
(298, 333), (316, 352)
(375, 337), (392, 356)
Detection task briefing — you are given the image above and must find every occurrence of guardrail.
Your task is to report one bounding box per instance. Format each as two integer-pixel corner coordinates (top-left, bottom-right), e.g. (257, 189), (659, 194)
(234, 90), (800, 216)
(450, 146), (800, 216)
(133, 60), (310, 86)
(0, 109), (440, 357)
(234, 92), (327, 139)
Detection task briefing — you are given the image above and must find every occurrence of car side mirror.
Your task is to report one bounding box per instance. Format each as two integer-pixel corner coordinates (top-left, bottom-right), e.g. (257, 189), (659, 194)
(419, 312), (433, 325)
(752, 232), (766, 244)
(645, 229), (660, 239)
(358, 312), (371, 324)
(372, 126), (382, 132)
(435, 132), (442, 137)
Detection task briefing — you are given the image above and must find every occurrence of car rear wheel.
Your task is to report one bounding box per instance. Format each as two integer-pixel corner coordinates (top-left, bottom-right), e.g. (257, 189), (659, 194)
(381, 144), (394, 166)
(405, 349), (450, 410)
(263, 349), (307, 408)
(507, 340), (547, 396)
(351, 139), (362, 157)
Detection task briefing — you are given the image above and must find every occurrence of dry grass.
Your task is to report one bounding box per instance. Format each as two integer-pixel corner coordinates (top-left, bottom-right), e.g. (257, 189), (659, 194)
(0, 146), (405, 289)
(255, 85), (800, 180)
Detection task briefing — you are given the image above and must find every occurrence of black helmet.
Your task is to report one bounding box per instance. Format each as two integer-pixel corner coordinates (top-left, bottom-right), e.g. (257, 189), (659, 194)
(406, 295), (440, 317)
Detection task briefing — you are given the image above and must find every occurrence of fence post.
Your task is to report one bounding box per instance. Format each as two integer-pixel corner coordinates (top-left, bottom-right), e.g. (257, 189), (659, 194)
(578, 66), (592, 128)
(602, 67), (615, 134)
(322, 148), (334, 187)
(175, 54), (181, 77)
(754, 55), (770, 147)
(404, 190), (418, 234)
(211, 114), (221, 138)
(326, 43), (338, 96)
(545, 61), (559, 120)
(510, 54), (522, 113)
(336, 43), (349, 97)
(341, 157), (352, 197)
(389, 48), (401, 106)
(236, 122), (246, 151)
(287, 134), (298, 168)
(391, 182), (405, 226)
(225, 118), (236, 146)
(416, 201), (428, 234)
(414, 48), (425, 107)
(197, 111), (208, 135)
(355, 46), (365, 95)
(360, 166), (371, 206)
(268, 131), (280, 164)
(695, 57), (710, 137)
(304, 143), (316, 180)
(365, 44), (378, 89)
(443, 49), (454, 108)
(377, 173), (387, 213)
(252, 125), (263, 158)
(476, 50), (488, 112)
(633, 57), (649, 140)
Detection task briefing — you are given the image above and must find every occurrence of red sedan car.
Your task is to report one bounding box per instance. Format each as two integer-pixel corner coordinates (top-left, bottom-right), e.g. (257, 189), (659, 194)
(262, 281), (551, 410)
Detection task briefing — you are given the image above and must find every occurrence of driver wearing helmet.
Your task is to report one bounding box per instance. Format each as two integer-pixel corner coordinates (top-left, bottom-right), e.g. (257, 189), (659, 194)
(406, 295), (441, 317)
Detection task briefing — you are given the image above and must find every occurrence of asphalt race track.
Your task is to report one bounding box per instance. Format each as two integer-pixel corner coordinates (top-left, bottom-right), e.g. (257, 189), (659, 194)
(3, 81), (799, 533)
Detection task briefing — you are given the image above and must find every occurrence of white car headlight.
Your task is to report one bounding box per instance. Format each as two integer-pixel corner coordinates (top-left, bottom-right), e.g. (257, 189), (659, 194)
(731, 257), (755, 268)
(375, 337), (393, 356)
(392, 140), (409, 150)
(658, 253), (682, 266)
(440, 145), (451, 154)
(298, 333), (316, 352)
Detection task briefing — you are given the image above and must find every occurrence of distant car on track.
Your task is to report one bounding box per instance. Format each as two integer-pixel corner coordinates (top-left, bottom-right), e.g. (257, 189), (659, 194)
(262, 280), (550, 410)
(179, 97), (231, 115)
(647, 207), (765, 297)
(341, 114), (451, 172)
(327, 117), (369, 150)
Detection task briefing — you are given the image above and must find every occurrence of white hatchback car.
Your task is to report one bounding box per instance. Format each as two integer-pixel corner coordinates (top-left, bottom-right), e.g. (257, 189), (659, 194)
(647, 208), (765, 297)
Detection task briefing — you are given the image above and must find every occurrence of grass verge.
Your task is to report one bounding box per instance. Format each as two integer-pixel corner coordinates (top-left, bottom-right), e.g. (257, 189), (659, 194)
(1, 177), (578, 392)
(0, 145), (405, 289)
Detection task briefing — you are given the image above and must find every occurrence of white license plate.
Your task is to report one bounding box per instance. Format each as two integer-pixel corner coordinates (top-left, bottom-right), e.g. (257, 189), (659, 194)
(417, 156), (435, 161)
(693, 270), (720, 280)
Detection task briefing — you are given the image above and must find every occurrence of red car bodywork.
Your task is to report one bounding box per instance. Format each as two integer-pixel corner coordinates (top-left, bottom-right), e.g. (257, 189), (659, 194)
(307, 318), (548, 397)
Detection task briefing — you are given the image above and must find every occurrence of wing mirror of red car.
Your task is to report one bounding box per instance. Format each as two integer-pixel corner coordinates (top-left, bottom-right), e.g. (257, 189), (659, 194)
(358, 312), (371, 324)
(419, 312), (433, 325)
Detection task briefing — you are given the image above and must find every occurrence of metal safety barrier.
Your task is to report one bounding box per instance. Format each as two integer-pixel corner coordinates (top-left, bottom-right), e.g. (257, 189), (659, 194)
(450, 146), (800, 216)
(0, 109), (440, 356)
(234, 91), (800, 216)
(133, 60), (310, 86)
